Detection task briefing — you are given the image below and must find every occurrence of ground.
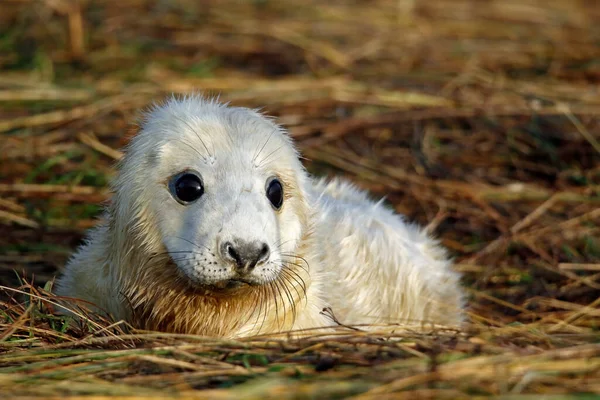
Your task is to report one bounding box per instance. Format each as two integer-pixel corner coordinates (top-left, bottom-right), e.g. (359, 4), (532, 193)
(0, 0), (599, 398)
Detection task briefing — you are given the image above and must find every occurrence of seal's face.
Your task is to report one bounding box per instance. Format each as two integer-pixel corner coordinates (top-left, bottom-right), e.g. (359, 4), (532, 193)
(117, 98), (309, 290)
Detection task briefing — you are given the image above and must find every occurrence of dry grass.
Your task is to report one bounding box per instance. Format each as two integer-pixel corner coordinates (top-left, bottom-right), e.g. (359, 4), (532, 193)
(1, 0), (599, 398)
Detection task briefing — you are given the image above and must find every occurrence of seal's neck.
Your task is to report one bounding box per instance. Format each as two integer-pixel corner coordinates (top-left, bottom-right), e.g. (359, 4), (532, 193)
(121, 252), (310, 337)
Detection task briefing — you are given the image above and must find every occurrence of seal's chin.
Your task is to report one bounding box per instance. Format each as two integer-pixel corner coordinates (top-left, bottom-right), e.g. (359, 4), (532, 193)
(166, 258), (263, 292)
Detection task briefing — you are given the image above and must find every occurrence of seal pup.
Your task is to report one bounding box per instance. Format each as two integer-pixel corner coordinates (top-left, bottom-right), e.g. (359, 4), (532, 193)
(56, 96), (464, 337)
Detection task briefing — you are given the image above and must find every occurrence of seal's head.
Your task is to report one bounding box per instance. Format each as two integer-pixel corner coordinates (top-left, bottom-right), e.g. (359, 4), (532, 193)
(111, 96), (310, 293)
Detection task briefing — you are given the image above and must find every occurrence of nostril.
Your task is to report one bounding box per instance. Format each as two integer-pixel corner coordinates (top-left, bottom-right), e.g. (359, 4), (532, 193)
(221, 240), (270, 271)
(258, 243), (270, 262)
(225, 242), (240, 263)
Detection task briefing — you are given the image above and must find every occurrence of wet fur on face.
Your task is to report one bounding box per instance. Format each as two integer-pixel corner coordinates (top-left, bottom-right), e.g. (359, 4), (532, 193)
(114, 98), (310, 288)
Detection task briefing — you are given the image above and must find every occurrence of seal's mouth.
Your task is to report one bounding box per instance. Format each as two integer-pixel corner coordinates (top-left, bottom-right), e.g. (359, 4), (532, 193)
(209, 278), (257, 291)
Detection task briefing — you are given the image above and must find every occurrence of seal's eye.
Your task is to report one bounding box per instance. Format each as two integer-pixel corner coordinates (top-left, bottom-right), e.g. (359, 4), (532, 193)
(169, 172), (204, 204)
(266, 177), (283, 209)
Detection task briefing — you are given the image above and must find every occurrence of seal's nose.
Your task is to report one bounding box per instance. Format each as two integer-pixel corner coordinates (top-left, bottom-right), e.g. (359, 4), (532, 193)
(221, 240), (270, 272)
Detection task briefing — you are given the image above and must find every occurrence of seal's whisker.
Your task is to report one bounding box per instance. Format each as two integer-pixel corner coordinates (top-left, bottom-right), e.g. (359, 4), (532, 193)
(279, 257), (309, 273)
(279, 252), (310, 268)
(279, 268), (305, 303)
(278, 264), (307, 300)
(168, 256), (204, 264)
(271, 279), (288, 329)
(255, 287), (265, 334)
(154, 250), (202, 257)
(273, 238), (296, 251)
(266, 281), (281, 331)
(242, 288), (262, 332)
(163, 138), (207, 163)
(252, 128), (276, 166)
(256, 144), (285, 168)
(257, 286), (268, 335)
(160, 254), (207, 265)
(281, 262), (306, 288)
(276, 273), (297, 323)
(171, 113), (212, 160)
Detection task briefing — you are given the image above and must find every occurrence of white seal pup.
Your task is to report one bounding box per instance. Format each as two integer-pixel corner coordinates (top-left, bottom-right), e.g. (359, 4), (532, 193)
(56, 96), (464, 337)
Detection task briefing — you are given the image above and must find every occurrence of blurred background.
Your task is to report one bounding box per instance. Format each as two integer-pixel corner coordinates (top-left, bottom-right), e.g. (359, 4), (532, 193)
(1, 0), (599, 326)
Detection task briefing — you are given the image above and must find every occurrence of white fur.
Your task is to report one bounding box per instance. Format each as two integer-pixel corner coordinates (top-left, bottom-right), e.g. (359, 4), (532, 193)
(56, 96), (464, 336)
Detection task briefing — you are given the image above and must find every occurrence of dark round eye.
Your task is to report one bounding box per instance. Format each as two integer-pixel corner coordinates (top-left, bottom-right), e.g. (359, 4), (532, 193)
(266, 177), (283, 209)
(170, 172), (204, 204)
